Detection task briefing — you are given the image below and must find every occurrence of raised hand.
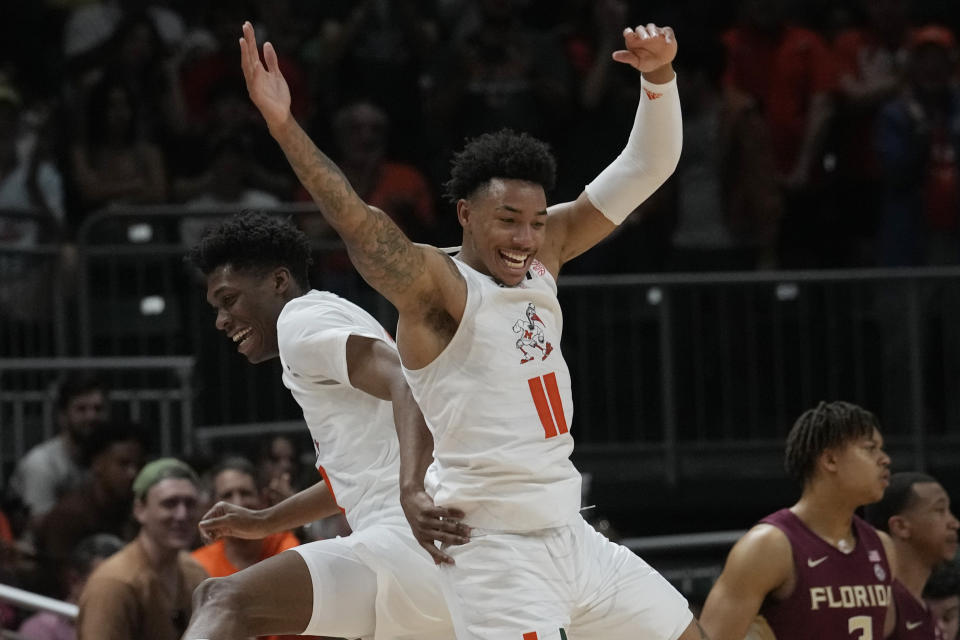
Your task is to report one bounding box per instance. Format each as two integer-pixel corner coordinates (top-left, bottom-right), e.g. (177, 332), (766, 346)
(613, 23), (678, 75)
(198, 500), (271, 543)
(400, 488), (470, 565)
(239, 21), (291, 130)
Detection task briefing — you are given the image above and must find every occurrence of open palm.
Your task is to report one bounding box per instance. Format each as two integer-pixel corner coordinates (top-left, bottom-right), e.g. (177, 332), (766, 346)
(612, 24), (678, 73)
(239, 21), (291, 129)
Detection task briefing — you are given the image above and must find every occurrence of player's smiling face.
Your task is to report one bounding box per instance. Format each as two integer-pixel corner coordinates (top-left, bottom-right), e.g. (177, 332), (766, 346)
(205, 264), (289, 364)
(458, 178), (548, 287)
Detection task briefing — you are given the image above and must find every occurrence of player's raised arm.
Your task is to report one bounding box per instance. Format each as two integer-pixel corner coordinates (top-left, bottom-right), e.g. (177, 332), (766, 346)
(541, 24), (683, 273)
(238, 21), (451, 314)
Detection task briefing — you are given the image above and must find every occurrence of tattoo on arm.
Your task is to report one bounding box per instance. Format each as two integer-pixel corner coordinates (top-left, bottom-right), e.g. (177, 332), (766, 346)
(279, 121), (427, 297)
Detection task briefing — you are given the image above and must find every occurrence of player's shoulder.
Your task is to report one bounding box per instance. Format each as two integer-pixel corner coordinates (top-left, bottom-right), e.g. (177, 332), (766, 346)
(279, 290), (369, 326)
(721, 523), (795, 593)
(16, 437), (65, 470)
(729, 522), (794, 567)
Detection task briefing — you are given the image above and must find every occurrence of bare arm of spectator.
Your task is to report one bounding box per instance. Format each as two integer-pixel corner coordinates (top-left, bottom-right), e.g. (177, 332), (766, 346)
(580, 0), (629, 110)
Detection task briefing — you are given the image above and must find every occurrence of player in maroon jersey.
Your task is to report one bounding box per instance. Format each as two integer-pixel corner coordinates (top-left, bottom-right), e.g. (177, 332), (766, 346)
(700, 401), (895, 640)
(866, 472), (959, 639)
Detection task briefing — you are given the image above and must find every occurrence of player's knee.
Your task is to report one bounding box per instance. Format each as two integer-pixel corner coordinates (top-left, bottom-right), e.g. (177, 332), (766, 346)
(193, 576), (247, 616)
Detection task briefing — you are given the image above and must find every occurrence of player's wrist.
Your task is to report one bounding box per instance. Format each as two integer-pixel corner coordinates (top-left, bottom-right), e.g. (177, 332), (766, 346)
(400, 481), (426, 497)
(266, 111), (297, 141)
(641, 64), (675, 85)
(257, 504), (284, 534)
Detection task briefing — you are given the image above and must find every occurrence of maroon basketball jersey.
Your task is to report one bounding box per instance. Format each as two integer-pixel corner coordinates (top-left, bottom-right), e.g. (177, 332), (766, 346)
(890, 579), (944, 640)
(757, 509), (893, 640)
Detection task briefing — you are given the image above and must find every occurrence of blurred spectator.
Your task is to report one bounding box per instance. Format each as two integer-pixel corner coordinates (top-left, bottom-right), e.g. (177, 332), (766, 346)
(36, 419), (146, 572)
(192, 457), (299, 575)
(191, 457), (311, 640)
(0, 76), (66, 336)
(256, 434), (298, 508)
(0, 508), (15, 602)
(427, 0), (573, 157)
(547, 0), (676, 274)
(722, 0), (839, 267)
(98, 10), (189, 147)
(331, 101), (437, 242)
(876, 25), (960, 266)
(76, 458), (207, 640)
(0, 77), (65, 246)
(925, 559), (960, 640)
(175, 133), (281, 247)
(253, 434), (350, 540)
(832, 0), (913, 264)
(303, 0), (438, 158)
(61, 1), (184, 65)
(6, 373), (108, 528)
(0, 508), (12, 546)
(17, 533), (124, 640)
(669, 34), (783, 271)
(69, 76), (167, 215)
(297, 99), (439, 282)
(179, 5), (309, 131)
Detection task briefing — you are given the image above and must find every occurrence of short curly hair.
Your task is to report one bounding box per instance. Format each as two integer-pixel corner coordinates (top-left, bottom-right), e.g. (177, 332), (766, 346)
(443, 129), (557, 203)
(925, 559), (960, 600)
(186, 211), (312, 290)
(784, 400), (880, 484)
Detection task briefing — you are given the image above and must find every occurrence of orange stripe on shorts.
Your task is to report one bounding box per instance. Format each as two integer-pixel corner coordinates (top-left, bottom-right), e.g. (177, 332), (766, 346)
(523, 633), (539, 640)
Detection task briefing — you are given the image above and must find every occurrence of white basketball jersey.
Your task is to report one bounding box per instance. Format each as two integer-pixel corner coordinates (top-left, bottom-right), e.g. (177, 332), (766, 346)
(403, 258), (582, 531)
(277, 291), (403, 531)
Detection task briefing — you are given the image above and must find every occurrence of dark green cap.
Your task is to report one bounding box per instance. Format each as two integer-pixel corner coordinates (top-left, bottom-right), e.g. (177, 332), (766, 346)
(132, 458), (199, 501)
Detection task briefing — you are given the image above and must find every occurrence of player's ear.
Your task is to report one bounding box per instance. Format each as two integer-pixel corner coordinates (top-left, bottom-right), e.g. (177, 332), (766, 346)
(457, 199), (471, 228)
(820, 447), (840, 474)
(272, 267), (291, 294)
(133, 496), (147, 525)
(888, 515), (911, 539)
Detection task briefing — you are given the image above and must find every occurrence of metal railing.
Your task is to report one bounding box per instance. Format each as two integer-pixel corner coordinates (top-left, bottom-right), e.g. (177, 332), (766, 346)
(74, 204), (381, 357)
(0, 209), (69, 358)
(0, 584), (76, 619)
(560, 266), (960, 483)
(5, 204), (960, 489)
(0, 357), (195, 482)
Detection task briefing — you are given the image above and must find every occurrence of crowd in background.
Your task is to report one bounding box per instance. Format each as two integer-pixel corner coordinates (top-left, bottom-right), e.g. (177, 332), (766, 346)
(0, 371), (345, 637)
(0, 0), (958, 275)
(3, 0), (960, 637)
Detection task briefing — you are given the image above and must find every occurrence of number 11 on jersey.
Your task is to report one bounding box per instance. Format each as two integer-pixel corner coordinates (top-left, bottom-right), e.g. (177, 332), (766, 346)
(528, 372), (568, 439)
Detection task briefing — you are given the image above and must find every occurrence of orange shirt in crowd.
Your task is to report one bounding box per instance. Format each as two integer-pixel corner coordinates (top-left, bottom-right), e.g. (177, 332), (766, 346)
(722, 25), (838, 174)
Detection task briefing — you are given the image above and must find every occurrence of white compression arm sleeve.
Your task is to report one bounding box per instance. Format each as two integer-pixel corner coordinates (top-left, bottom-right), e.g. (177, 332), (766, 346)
(584, 74), (683, 225)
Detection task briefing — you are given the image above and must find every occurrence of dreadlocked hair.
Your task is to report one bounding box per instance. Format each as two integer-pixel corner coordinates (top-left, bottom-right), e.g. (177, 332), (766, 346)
(443, 129), (557, 204)
(186, 210), (313, 290)
(784, 400), (880, 484)
(864, 471), (938, 532)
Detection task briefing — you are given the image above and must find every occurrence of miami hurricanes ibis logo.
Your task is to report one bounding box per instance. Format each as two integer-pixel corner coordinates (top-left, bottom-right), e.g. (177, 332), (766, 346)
(513, 302), (553, 364)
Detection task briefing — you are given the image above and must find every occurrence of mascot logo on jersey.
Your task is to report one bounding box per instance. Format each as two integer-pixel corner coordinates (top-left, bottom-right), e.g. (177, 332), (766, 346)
(513, 302), (553, 364)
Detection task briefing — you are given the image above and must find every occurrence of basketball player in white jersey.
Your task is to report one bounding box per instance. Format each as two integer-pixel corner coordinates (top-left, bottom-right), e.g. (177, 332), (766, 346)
(238, 18), (703, 640)
(181, 211), (462, 639)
